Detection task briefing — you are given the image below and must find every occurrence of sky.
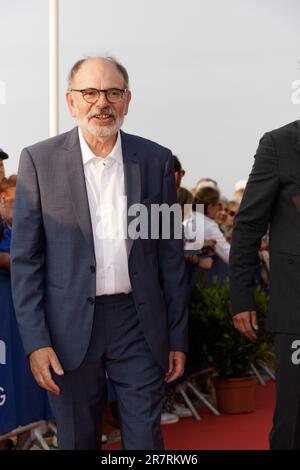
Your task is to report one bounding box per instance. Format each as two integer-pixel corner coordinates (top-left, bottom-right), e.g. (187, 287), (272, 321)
(1, 0), (300, 197)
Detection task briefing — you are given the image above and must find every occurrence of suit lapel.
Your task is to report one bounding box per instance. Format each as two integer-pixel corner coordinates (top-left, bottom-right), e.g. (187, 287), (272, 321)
(121, 131), (141, 258)
(62, 127), (95, 252)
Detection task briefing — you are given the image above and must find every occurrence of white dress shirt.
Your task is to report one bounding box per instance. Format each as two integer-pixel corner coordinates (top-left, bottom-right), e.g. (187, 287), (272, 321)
(78, 128), (132, 295)
(203, 215), (230, 264)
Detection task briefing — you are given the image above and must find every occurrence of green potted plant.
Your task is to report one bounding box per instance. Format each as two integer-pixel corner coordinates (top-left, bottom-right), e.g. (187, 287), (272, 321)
(189, 275), (272, 413)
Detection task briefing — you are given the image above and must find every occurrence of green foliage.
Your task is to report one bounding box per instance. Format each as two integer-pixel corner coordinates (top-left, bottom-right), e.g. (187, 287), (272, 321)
(189, 275), (273, 378)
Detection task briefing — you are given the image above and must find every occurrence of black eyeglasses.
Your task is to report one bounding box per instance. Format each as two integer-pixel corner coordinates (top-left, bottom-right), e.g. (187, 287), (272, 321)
(70, 88), (128, 104)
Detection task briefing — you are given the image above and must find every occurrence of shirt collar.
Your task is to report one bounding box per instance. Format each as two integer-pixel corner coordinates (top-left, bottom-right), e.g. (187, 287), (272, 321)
(78, 127), (123, 166)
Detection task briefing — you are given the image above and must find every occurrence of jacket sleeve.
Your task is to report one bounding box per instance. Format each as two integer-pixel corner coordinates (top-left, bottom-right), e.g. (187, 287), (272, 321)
(158, 151), (189, 352)
(11, 148), (51, 355)
(229, 132), (280, 315)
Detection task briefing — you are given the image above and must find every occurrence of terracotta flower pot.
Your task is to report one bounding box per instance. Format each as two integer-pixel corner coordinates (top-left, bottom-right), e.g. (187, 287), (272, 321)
(214, 376), (256, 414)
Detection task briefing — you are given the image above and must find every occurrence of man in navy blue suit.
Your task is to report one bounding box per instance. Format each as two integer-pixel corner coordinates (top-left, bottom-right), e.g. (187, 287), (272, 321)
(11, 57), (188, 449)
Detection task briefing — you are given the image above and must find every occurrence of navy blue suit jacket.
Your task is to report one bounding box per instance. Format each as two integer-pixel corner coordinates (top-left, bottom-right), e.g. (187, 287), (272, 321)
(11, 128), (188, 370)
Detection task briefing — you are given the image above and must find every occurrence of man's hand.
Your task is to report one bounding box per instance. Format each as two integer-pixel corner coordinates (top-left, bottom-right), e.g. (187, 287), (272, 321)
(29, 347), (64, 395)
(0, 252), (10, 271)
(232, 311), (258, 341)
(165, 351), (186, 383)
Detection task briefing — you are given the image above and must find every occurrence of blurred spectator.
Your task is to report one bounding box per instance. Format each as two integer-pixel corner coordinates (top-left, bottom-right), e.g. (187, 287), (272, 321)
(183, 194), (215, 270)
(0, 175), (51, 445)
(0, 148), (8, 183)
(232, 179), (246, 204)
(0, 176), (15, 251)
(258, 231), (270, 289)
(194, 177), (218, 193)
(173, 155), (185, 190)
(234, 179), (246, 192)
(194, 186), (230, 264)
(225, 200), (240, 241)
(232, 189), (244, 204)
(177, 187), (194, 221)
(215, 196), (229, 232)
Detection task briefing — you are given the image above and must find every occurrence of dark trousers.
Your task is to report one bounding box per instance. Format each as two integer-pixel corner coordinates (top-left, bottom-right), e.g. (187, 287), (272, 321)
(270, 333), (300, 449)
(48, 293), (165, 450)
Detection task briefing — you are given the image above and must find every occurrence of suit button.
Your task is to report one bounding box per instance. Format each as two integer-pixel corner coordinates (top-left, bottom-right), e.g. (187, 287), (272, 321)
(133, 272), (138, 276)
(90, 265), (96, 273)
(288, 258), (294, 264)
(87, 297), (94, 305)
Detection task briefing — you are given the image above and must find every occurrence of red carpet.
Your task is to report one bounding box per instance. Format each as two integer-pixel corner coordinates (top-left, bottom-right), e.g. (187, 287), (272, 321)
(106, 380), (275, 450)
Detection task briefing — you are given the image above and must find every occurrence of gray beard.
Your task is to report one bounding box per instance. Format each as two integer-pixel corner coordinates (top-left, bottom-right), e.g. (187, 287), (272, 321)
(79, 115), (124, 140)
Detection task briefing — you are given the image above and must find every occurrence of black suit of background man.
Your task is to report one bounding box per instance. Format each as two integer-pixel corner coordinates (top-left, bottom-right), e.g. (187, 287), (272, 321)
(230, 120), (300, 449)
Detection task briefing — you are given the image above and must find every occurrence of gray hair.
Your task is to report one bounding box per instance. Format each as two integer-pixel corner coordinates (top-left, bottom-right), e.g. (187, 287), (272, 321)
(67, 56), (129, 89)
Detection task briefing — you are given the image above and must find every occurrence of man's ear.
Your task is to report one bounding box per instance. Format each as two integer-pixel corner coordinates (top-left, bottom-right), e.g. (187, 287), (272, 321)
(123, 90), (132, 116)
(66, 90), (77, 117)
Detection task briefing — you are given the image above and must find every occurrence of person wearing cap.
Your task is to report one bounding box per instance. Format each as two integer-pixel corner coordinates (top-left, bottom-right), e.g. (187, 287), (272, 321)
(0, 148), (8, 183)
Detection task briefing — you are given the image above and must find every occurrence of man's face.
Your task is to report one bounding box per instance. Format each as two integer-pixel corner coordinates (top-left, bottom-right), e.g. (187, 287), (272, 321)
(0, 160), (5, 182)
(66, 59), (131, 140)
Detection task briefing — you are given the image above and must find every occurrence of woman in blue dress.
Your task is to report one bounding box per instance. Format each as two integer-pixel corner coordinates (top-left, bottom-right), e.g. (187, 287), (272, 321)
(0, 176), (51, 444)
